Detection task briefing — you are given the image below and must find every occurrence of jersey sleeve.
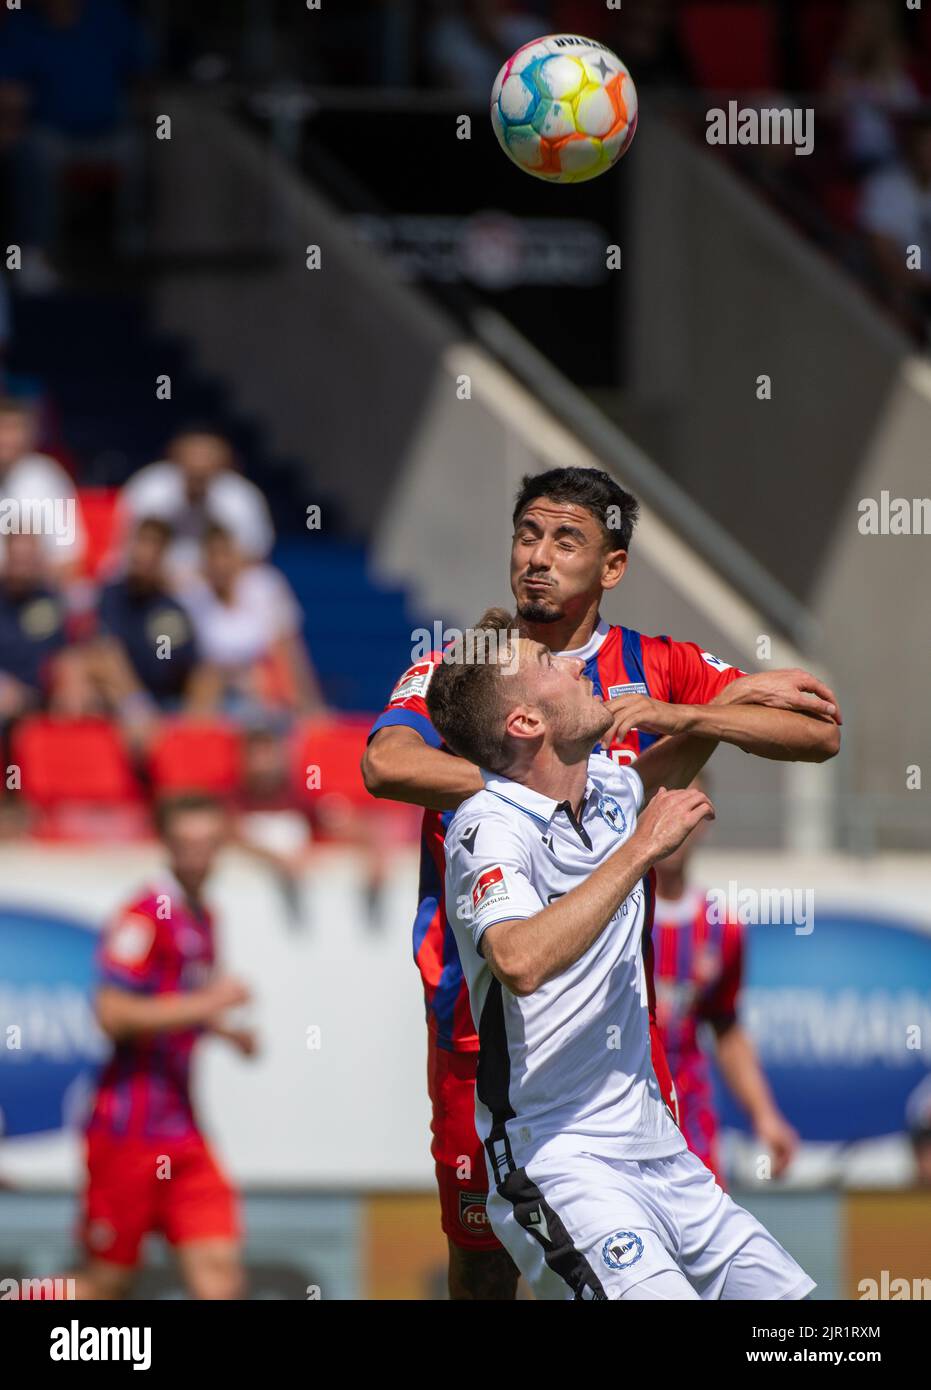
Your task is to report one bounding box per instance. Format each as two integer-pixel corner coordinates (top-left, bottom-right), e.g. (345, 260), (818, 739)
(664, 639), (746, 706)
(696, 920), (743, 1028)
(97, 906), (161, 993)
(446, 812), (545, 954)
(367, 653), (443, 748)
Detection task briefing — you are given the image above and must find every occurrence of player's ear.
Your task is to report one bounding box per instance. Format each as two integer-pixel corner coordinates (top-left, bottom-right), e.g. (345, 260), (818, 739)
(504, 704), (543, 742)
(601, 548), (627, 591)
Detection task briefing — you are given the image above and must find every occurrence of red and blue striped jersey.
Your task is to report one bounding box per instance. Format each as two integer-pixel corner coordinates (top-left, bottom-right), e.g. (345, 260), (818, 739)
(88, 877), (215, 1139)
(368, 621), (744, 1052)
(654, 888), (744, 1182)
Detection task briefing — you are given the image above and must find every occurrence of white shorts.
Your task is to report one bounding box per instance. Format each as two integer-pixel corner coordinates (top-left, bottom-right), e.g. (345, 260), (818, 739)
(487, 1146), (816, 1301)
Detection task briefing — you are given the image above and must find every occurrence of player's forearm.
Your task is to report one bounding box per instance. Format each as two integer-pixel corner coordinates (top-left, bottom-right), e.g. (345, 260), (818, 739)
(714, 1024), (781, 1126)
(362, 729), (483, 810)
(484, 830), (655, 996)
(634, 733), (718, 801)
(679, 703), (840, 762)
(95, 987), (219, 1041)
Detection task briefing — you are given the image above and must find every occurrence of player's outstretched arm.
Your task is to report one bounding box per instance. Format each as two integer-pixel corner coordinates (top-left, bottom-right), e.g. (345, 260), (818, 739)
(362, 725), (483, 812)
(607, 694), (840, 764)
(483, 788), (713, 996)
(95, 975), (249, 1042)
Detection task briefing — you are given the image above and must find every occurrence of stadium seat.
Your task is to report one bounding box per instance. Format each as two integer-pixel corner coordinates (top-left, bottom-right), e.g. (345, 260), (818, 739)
(13, 717), (142, 806)
(148, 722), (243, 797)
(679, 2), (780, 93)
(294, 718), (373, 808)
(77, 487), (120, 580)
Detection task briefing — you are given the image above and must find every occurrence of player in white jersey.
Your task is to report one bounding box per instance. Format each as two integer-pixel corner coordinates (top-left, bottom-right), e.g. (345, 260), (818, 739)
(426, 620), (815, 1301)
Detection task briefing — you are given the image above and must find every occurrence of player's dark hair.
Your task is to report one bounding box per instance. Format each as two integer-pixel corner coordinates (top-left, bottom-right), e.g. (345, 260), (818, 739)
(426, 609), (518, 774)
(512, 467), (640, 551)
(154, 792), (226, 839)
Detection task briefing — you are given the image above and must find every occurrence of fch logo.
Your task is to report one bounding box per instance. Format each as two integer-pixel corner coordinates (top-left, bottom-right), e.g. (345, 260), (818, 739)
(602, 1231), (644, 1271)
(459, 1191), (489, 1233)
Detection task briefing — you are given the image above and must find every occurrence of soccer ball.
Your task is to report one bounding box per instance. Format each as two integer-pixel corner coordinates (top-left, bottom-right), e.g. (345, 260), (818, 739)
(490, 34), (638, 184)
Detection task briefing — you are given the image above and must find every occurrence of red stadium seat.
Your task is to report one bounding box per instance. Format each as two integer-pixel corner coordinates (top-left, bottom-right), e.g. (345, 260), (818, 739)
(149, 721), (242, 796)
(679, 2), (780, 93)
(294, 717), (372, 808)
(77, 487), (120, 580)
(13, 717), (142, 806)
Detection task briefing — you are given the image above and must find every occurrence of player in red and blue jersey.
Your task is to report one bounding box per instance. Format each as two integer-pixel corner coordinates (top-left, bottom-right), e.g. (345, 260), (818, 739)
(73, 793), (256, 1300)
(653, 776), (798, 1188)
(364, 466), (840, 1299)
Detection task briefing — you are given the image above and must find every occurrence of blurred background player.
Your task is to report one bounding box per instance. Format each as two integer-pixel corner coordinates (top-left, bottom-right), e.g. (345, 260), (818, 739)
(364, 466), (841, 1300)
(70, 792), (256, 1300)
(652, 774), (799, 1188)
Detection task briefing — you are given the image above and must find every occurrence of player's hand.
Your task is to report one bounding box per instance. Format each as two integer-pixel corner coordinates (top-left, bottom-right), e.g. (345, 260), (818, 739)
(601, 695), (690, 747)
(635, 786), (715, 861)
(755, 1110), (799, 1178)
(223, 1027), (259, 1058)
(718, 669), (841, 724)
(206, 976), (252, 1012)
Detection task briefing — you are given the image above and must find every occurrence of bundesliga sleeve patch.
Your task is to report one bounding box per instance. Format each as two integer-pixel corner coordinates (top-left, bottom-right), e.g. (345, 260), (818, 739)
(106, 913), (156, 965)
(388, 660), (436, 705)
(472, 865), (509, 914)
(700, 650), (732, 671)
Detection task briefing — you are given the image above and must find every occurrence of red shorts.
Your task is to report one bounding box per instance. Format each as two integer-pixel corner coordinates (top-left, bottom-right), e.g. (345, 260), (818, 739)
(427, 1033), (501, 1252)
(81, 1130), (240, 1267)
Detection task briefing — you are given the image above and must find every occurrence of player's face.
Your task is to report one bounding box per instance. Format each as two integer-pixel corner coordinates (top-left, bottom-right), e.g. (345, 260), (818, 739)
(507, 639), (612, 749)
(511, 499), (626, 625)
(164, 809), (227, 890)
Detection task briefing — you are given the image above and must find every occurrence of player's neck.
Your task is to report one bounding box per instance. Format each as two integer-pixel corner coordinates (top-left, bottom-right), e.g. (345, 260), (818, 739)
(519, 601), (602, 656)
(172, 870), (204, 912)
(511, 742), (591, 816)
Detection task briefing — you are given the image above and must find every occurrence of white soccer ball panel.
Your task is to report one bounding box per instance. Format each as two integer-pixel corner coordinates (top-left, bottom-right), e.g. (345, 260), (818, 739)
(538, 55), (584, 100)
(500, 72), (536, 122)
(574, 86), (616, 137)
(558, 136), (602, 174)
(536, 99), (577, 141)
(507, 125), (545, 170)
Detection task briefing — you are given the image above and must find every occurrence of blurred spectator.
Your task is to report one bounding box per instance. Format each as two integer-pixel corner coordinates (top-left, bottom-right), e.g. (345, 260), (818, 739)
(860, 111), (931, 329)
(0, 0), (154, 284)
(179, 523), (325, 719)
(84, 516), (200, 740)
(826, 0), (921, 175)
(0, 396), (86, 581)
(0, 531), (74, 719)
(117, 428), (275, 581)
(425, 0), (542, 92)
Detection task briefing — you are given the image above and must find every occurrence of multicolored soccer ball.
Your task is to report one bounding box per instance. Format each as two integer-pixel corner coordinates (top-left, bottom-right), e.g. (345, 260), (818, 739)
(491, 34), (638, 184)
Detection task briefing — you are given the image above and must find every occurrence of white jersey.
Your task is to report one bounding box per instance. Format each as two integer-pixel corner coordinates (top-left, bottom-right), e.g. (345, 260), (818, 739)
(445, 751), (685, 1178)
